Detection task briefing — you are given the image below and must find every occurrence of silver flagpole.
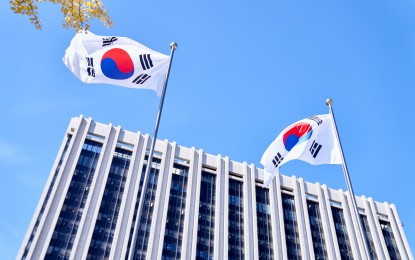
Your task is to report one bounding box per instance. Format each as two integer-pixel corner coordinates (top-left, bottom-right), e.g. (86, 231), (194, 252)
(326, 98), (370, 259)
(128, 42), (177, 260)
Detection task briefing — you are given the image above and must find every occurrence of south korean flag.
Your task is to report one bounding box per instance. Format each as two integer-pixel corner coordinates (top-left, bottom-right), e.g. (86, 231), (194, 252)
(63, 31), (170, 96)
(261, 114), (342, 186)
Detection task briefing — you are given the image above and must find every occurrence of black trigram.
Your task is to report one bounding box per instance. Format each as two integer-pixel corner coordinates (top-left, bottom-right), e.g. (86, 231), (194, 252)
(102, 37), (118, 47)
(309, 140), (322, 158)
(272, 152), (284, 168)
(308, 116), (322, 126)
(139, 54), (153, 70)
(86, 57), (95, 77)
(133, 74), (151, 84)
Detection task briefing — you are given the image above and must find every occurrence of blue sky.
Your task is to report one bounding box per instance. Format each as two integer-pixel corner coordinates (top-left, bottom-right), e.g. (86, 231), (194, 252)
(1, 0), (414, 258)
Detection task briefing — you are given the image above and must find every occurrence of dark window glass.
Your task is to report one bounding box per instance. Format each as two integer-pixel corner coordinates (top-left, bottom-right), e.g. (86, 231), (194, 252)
(360, 215), (377, 260)
(45, 139), (102, 260)
(307, 200), (327, 259)
(228, 179), (244, 260)
(87, 148), (132, 259)
(281, 193), (301, 259)
(22, 135), (73, 260)
(331, 207), (353, 260)
(161, 164), (189, 259)
(256, 186), (273, 260)
(379, 220), (401, 260)
(196, 171), (216, 260)
(127, 157), (161, 260)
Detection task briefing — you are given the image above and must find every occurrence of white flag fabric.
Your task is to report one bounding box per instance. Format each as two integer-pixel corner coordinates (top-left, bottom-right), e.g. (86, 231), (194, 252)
(63, 31), (170, 96)
(261, 114), (342, 186)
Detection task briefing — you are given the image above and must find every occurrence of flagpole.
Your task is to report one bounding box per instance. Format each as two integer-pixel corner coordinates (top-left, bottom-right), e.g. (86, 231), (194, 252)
(326, 98), (370, 259)
(128, 42), (177, 260)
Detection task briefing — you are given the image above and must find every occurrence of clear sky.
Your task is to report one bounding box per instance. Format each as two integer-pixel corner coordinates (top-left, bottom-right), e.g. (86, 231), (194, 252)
(1, 0), (414, 258)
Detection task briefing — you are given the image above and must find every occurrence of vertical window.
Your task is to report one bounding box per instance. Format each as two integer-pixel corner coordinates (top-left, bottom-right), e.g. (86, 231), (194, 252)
(87, 148), (132, 259)
(256, 186), (273, 260)
(45, 139), (102, 260)
(127, 157), (161, 260)
(196, 171), (216, 260)
(22, 135), (72, 260)
(281, 193), (301, 259)
(379, 220), (401, 260)
(228, 179), (244, 260)
(161, 163), (189, 259)
(331, 207), (353, 260)
(307, 200), (327, 259)
(360, 215), (377, 260)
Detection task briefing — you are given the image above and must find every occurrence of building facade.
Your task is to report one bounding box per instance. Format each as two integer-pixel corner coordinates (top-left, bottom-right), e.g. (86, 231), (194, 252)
(18, 115), (413, 260)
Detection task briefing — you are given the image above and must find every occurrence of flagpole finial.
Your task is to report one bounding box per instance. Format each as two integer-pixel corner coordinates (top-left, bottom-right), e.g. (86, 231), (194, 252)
(170, 42), (178, 50)
(326, 98), (333, 106)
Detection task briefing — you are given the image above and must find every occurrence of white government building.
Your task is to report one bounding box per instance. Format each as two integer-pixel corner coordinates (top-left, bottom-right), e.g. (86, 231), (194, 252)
(18, 115), (413, 260)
